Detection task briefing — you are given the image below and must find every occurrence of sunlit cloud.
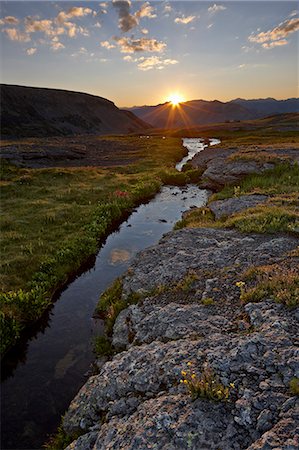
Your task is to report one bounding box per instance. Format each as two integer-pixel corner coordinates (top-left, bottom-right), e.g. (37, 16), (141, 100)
(262, 39), (289, 49)
(101, 40), (116, 49)
(50, 40), (65, 51)
(0, 16), (20, 25)
(123, 54), (178, 71)
(249, 17), (299, 49)
(207, 23), (214, 29)
(3, 27), (30, 42)
(141, 28), (149, 35)
(174, 15), (196, 25)
(94, 22), (101, 28)
(113, 36), (166, 53)
(56, 7), (93, 25)
(26, 47), (37, 56)
(24, 18), (55, 36)
(137, 56), (178, 71)
(208, 4), (227, 14)
(289, 10), (298, 18)
(136, 2), (156, 19)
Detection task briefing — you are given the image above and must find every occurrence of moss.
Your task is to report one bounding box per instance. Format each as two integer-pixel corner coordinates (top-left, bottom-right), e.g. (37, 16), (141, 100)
(93, 336), (113, 357)
(289, 378), (299, 396)
(44, 425), (82, 450)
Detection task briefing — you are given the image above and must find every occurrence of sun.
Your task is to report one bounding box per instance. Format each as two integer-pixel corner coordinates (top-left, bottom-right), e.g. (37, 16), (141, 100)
(167, 93), (185, 106)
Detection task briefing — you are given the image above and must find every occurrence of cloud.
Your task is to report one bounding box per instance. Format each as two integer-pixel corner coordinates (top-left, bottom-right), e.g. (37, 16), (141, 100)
(262, 39), (289, 49)
(56, 7), (93, 24)
(101, 40), (116, 49)
(141, 28), (149, 35)
(113, 36), (166, 53)
(136, 2), (156, 19)
(208, 4), (226, 14)
(0, 16), (20, 25)
(164, 4), (172, 15)
(249, 17), (299, 48)
(289, 10), (298, 18)
(26, 47), (37, 55)
(3, 27), (30, 42)
(51, 40), (65, 51)
(207, 23), (214, 29)
(123, 55), (133, 61)
(174, 15), (196, 25)
(94, 22), (102, 28)
(112, 0), (138, 32)
(24, 18), (55, 36)
(112, 1), (156, 33)
(137, 56), (178, 71)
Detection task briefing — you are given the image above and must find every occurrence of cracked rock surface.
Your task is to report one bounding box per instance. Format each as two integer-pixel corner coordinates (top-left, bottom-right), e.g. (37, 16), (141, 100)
(63, 228), (299, 450)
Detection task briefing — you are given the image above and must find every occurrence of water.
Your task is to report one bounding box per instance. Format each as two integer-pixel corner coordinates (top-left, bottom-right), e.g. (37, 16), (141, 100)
(175, 138), (220, 171)
(1, 138), (214, 450)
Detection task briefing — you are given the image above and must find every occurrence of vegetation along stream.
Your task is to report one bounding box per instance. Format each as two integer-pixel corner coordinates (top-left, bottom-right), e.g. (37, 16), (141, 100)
(1, 137), (219, 450)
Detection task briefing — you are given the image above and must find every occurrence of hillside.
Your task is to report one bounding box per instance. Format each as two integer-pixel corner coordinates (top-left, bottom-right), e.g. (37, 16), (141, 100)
(0, 84), (151, 138)
(128, 98), (299, 129)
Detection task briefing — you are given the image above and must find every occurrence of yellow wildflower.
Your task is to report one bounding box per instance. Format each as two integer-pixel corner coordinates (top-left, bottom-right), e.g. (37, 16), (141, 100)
(181, 370), (187, 376)
(191, 374), (196, 379)
(187, 362), (192, 366)
(184, 380), (188, 384)
(229, 383), (235, 388)
(236, 281), (245, 288)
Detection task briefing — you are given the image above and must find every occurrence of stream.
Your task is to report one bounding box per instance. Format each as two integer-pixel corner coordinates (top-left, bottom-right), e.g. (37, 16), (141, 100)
(1, 137), (219, 450)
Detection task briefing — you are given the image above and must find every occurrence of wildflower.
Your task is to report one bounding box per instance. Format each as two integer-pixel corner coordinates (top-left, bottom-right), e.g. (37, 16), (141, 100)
(229, 382), (235, 388)
(187, 362), (192, 366)
(180, 379), (184, 383)
(236, 281), (245, 288)
(181, 370), (187, 376)
(191, 374), (196, 379)
(183, 380), (188, 384)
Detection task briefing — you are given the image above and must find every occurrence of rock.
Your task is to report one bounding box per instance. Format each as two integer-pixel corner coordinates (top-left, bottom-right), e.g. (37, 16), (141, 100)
(122, 228), (297, 296)
(247, 416), (299, 449)
(65, 432), (97, 450)
(201, 158), (274, 189)
(209, 195), (268, 219)
(63, 228), (299, 449)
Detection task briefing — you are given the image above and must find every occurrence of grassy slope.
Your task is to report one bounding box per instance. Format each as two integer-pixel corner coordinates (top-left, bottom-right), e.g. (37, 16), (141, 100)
(0, 136), (191, 354)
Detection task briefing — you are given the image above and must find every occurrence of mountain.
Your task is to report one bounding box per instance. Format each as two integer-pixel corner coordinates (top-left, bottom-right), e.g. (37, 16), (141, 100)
(0, 84), (151, 138)
(128, 98), (299, 129)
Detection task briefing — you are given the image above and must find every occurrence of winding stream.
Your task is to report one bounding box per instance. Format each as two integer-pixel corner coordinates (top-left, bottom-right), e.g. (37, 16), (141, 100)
(1, 138), (218, 450)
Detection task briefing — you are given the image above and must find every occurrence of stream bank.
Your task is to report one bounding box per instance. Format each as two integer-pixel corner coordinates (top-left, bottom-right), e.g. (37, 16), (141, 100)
(62, 145), (299, 450)
(1, 138), (211, 450)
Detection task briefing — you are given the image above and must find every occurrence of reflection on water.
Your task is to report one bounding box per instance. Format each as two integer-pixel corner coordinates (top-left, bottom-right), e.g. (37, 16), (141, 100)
(176, 138), (220, 171)
(1, 138), (212, 450)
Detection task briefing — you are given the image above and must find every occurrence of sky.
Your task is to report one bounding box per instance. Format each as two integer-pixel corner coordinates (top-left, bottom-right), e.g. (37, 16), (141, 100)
(0, 1), (298, 107)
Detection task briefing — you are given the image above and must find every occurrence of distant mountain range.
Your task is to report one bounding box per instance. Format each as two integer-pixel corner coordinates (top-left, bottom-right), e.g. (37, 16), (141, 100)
(127, 98), (299, 129)
(0, 84), (151, 138)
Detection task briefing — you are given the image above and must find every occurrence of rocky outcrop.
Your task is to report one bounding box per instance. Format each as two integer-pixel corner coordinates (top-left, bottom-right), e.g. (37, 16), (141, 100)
(63, 228), (299, 450)
(191, 146), (299, 190)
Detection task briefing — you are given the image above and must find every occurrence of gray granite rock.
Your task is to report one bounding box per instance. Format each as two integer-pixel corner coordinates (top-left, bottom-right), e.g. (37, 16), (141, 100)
(209, 195), (269, 219)
(63, 228), (299, 449)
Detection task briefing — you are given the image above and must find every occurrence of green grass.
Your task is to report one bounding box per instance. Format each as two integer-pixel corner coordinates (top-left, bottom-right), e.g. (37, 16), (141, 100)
(240, 265), (299, 307)
(93, 335), (113, 357)
(176, 163), (299, 235)
(0, 136), (186, 354)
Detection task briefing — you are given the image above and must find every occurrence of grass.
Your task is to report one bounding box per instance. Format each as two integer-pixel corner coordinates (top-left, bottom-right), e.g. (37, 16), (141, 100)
(240, 265), (299, 307)
(175, 163), (299, 235)
(0, 136), (186, 354)
(44, 426), (83, 450)
(93, 335), (113, 357)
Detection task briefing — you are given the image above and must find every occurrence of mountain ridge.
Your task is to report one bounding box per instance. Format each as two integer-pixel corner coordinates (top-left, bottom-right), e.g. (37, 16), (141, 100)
(0, 84), (151, 138)
(127, 97), (299, 128)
